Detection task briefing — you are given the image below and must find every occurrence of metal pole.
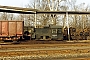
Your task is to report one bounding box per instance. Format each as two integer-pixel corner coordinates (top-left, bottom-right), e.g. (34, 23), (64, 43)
(66, 12), (70, 41)
(35, 13), (37, 28)
(34, 0), (37, 28)
(83, 15), (84, 30)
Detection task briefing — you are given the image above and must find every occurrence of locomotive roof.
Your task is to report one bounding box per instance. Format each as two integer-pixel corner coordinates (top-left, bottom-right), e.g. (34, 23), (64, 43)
(50, 25), (63, 28)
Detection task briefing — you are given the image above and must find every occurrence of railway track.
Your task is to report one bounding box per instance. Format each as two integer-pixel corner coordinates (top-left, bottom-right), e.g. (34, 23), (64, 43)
(0, 50), (90, 59)
(0, 43), (90, 60)
(0, 40), (90, 45)
(0, 43), (90, 48)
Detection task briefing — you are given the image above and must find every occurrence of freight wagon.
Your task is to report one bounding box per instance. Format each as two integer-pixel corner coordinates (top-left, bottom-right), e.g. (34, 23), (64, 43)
(0, 20), (24, 42)
(64, 27), (90, 40)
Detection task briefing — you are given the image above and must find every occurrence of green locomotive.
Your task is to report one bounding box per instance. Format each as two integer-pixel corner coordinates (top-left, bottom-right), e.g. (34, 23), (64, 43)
(24, 25), (63, 40)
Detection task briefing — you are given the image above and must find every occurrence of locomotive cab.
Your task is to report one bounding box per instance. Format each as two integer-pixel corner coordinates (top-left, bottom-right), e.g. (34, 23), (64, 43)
(50, 25), (63, 40)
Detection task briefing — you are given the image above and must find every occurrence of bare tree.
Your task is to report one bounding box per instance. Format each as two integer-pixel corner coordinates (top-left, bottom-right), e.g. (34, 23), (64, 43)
(25, 0), (67, 28)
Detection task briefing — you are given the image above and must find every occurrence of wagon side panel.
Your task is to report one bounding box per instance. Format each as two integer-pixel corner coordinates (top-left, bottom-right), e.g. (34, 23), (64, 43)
(0, 22), (2, 35)
(2, 21), (8, 36)
(16, 21), (23, 35)
(9, 21), (17, 36)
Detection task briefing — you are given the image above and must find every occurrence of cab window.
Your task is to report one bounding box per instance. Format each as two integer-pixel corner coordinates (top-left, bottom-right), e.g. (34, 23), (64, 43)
(52, 29), (57, 33)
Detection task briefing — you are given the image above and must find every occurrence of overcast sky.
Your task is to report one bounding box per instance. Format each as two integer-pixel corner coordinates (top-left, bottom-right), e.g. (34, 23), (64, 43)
(76, 0), (90, 5)
(0, 0), (90, 7)
(0, 0), (31, 7)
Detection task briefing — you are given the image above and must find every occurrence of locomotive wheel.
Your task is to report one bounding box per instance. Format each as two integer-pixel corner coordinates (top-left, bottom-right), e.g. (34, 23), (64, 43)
(24, 31), (29, 35)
